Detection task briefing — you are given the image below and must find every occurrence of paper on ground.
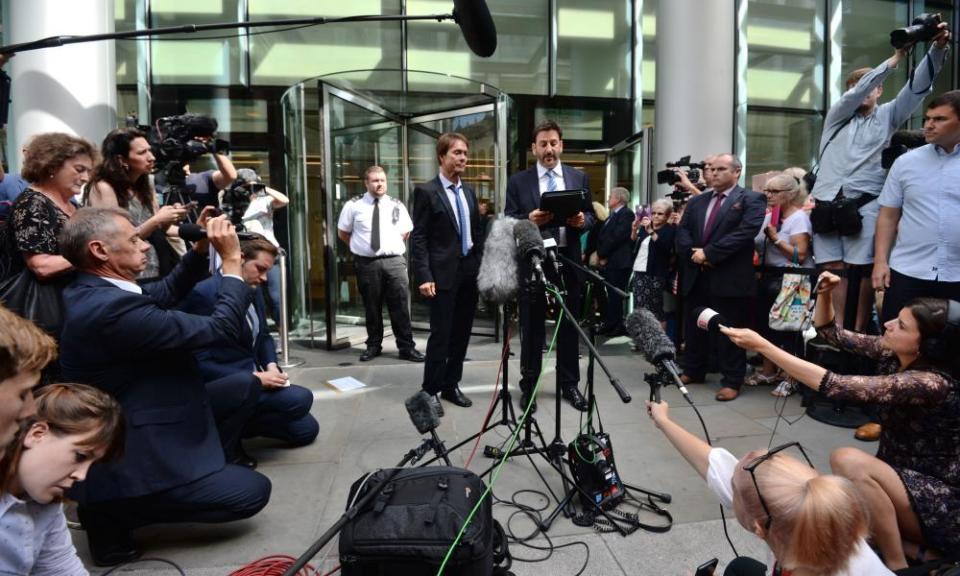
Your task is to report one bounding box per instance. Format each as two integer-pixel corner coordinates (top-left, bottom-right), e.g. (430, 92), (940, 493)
(326, 376), (366, 392)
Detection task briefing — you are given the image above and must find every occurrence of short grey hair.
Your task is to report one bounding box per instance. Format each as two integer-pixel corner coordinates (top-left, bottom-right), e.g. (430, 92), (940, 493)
(715, 153), (742, 171)
(59, 207), (134, 269)
(610, 187), (631, 205)
(651, 198), (673, 215)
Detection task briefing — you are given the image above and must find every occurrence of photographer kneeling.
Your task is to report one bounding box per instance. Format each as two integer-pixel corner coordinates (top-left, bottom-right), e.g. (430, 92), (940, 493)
(722, 271), (960, 570)
(646, 400), (889, 575)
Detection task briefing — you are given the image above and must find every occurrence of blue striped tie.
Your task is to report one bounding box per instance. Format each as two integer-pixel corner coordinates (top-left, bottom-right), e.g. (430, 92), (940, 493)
(450, 184), (469, 256)
(547, 169), (557, 192)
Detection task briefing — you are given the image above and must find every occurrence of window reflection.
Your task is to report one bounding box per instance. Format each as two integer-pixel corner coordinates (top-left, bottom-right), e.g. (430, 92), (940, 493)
(557, 0), (630, 98)
(747, 0), (824, 109)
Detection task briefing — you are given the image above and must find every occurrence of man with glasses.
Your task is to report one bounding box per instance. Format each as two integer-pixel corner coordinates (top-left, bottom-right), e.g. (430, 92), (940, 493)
(676, 154), (766, 401)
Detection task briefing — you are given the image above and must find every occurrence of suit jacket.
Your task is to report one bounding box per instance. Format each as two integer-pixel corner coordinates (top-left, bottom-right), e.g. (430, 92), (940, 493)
(59, 251), (253, 503)
(504, 164), (595, 262)
(675, 185), (766, 297)
(179, 273), (278, 381)
(410, 176), (482, 290)
(597, 206), (635, 270)
(631, 224), (677, 280)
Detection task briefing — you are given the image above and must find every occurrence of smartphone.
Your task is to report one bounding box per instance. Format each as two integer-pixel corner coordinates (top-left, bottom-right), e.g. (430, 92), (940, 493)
(695, 558), (719, 576)
(769, 204), (781, 229)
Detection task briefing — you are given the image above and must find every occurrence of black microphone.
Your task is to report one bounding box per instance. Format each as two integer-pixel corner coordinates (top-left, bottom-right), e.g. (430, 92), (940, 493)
(453, 0), (498, 57)
(513, 219), (546, 280)
(477, 216), (519, 304)
(692, 306), (729, 334)
(177, 222), (260, 242)
(625, 309), (690, 399)
(405, 390), (440, 434)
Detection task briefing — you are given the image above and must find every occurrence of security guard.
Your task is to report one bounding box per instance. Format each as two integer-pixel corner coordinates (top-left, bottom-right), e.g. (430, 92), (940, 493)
(337, 165), (425, 362)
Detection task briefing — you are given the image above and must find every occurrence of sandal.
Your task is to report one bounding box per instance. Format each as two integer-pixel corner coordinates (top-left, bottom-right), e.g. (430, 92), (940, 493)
(745, 372), (779, 386)
(771, 380), (796, 397)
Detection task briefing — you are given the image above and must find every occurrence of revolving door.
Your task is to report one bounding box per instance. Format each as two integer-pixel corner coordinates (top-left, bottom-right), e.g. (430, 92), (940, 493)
(282, 70), (512, 349)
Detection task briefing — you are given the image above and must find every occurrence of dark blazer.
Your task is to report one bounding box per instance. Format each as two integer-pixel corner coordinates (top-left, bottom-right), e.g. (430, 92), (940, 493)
(676, 185), (766, 297)
(597, 206), (635, 270)
(179, 273), (278, 381)
(410, 176), (482, 290)
(504, 164), (595, 262)
(632, 224), (677, 280)
(59, 251), (253, 503)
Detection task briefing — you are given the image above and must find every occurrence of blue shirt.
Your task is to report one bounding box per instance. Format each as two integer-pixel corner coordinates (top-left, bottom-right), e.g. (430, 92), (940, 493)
(814, 46), (947, 201)
(0, 173), (29, 220)
(879, 143), (960, 281)
(438, 173), (474, 253)
(0, 493), (87, 575)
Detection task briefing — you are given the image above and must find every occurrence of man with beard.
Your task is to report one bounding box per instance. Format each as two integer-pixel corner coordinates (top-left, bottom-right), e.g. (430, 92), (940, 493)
(505, 120), (595, 413)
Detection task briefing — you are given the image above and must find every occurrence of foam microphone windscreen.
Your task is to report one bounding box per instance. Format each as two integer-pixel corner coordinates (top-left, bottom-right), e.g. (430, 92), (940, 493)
(625, 309), (676, 364)
(513, 219), (545, 261)
(477, 216), (518, 303)
(694, 307), (728, 333)
(405, 391), (440, 435)
(453, 0), (498, 57)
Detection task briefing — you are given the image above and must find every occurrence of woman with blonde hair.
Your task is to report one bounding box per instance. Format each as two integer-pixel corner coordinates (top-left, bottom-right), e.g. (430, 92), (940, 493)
(0, 383), (124, 575)
(646, 399), (891, 575)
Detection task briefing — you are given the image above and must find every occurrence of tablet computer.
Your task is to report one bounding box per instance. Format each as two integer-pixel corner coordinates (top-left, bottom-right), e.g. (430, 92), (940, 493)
(540, 189), (587, 225)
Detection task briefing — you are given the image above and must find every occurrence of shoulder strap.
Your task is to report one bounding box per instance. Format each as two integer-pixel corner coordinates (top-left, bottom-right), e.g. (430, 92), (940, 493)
(811, 113), (857, 176)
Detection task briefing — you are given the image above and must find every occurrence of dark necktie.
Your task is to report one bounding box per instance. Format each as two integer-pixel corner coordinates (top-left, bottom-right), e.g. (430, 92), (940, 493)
(702, 192), (726, 242)
(371, 197), (380, 253)
(449, 184), (469, 256)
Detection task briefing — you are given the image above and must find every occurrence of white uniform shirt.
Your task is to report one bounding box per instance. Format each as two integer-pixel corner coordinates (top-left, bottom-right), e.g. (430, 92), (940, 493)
(337, 192), (413, 257)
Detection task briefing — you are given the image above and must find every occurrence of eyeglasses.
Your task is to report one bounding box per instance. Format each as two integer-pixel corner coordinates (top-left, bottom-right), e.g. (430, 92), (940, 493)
(742, 442), (815, 530)
(763, 187), (792, 194)
(651, 211), (667, 216)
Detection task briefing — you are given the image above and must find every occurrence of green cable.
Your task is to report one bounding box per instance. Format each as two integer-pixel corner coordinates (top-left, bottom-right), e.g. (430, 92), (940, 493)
(436, 290), (565, 576)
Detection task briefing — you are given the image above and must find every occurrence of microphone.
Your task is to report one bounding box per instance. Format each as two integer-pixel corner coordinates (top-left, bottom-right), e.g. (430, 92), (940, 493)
(513, 219), (546, 280)
(693, 307), (729, 334)
(453, 0), (498, 57)
(177, 222), (261, 242)
(477, 216), (519, 304)
(624, 309), (690, 399)
(405, 390), (440, 434)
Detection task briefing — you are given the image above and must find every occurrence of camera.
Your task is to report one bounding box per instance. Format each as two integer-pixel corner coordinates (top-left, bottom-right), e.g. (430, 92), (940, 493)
(220, 180), (265, 230)
(881, 129), (926, 169)
(890, 12), (943, 48)
(656, 155), (705, 186)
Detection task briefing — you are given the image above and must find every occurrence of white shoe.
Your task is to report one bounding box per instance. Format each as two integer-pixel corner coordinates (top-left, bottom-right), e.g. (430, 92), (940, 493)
(771, 380), (795, 397)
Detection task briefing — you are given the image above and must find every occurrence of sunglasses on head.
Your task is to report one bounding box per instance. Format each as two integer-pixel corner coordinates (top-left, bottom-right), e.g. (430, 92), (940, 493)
(743, 442), (815, 530)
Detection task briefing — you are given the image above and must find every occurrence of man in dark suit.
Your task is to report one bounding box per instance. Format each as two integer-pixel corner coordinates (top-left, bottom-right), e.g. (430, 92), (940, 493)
(410, 133), (482, 414)
(596, 186), (635, 335)
(505, 120), (595, 413)
(58, 208), (271, 566)
(179, 234), (319, 462)
(676, 154), (766, 401)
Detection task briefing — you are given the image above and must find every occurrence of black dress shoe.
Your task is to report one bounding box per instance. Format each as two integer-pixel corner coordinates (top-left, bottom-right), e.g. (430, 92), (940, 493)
(399, 348), (426, 362)
(359, 346), (382, 362)
(562, 387), (589, 412)
(519, 389), (537, 414)
(228, 447), (258, 469)
(440, 387), (473, 408)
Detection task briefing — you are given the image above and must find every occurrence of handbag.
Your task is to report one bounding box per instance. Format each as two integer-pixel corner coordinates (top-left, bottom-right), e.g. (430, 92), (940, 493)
(768, 248), (812, 332)
(0, 267), (65, 336)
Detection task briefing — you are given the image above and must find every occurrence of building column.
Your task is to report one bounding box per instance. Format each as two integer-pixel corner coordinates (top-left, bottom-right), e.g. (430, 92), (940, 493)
(654, 0), (736, 194)
(5, 0), (116, 171)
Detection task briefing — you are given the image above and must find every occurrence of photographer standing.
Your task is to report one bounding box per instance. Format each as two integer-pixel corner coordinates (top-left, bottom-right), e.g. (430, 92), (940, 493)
(185, 140), (238, 210)
(812, 22), (950, 332)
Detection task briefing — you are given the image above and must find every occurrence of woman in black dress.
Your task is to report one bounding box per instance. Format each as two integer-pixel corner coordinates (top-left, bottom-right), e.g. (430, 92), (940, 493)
(722, 271), (960, 570)
(0, 133), (98, 336)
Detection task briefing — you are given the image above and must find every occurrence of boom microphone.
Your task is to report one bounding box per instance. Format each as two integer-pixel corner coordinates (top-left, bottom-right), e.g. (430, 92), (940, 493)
(513, 219), (546, 280)
(177, 222), (260, 242)
(405, 391), (440, 434)
(625, 309), (690, 398)
(477, 216), (518, 303)
(453, 0), (498, 57)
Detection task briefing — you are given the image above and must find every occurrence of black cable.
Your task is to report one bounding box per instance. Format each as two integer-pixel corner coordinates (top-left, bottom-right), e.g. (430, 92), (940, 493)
(117, 22), (318, 42)
(492, 489), (590, 575)
(100, 557), (187, 575)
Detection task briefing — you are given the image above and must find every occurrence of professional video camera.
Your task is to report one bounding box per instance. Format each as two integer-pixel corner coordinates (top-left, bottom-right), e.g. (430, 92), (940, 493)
(890, 12), (943, 48)
(220, 178), (265, 230)
(881, 129), (926, 169)
(656, 155), (706, 187)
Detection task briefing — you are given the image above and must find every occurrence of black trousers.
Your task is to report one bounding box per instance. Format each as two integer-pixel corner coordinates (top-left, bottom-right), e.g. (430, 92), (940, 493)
(421, 266), (479, 395)
(881, 268), (960, 323)
(682, 272), (749, 389)
(518, 261), (582, 394)
(204, 372), (260, 460)
(601, 266), (631, 330)
(354, 255), (416, 351)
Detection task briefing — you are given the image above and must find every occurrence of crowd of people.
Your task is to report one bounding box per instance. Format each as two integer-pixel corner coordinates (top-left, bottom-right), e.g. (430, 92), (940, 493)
(0, 30), (958, 576)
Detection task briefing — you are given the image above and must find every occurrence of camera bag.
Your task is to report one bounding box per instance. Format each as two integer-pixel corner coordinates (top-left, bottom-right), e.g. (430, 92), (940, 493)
(339, 466), (494, 576)
(810, 190), (875, 236)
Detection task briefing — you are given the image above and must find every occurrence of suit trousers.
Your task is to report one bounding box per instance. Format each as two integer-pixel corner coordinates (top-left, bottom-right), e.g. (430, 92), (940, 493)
(518, 263), (582, 394)
(421, 265), (479, 395)
(881, 268), (960, 323)
(244, 384), (319, 447)
(78, 464), (271, 535)
(354, 255), (416, 351)
(682, 271), (748, 389)
(205, 372), (261, 460)
(601, 267), (631, 330)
